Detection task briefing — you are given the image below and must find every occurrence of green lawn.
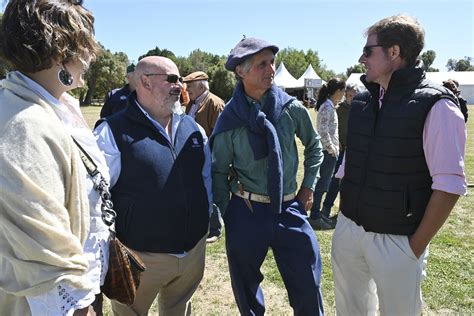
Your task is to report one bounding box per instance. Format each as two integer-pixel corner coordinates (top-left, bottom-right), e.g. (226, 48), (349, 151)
(81, 105), (473, 315)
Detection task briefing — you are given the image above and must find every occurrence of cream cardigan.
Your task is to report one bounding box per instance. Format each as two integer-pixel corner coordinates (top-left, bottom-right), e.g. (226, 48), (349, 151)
(0, 72), (92, 313)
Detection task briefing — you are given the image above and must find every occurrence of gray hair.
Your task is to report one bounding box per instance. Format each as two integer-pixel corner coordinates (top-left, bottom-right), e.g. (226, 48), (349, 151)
(234, 55), (255, 81)
(201, 79), (209, 90)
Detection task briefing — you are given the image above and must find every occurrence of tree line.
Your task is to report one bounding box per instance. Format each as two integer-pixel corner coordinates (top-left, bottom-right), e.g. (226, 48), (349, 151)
(0, 13), (472, 105)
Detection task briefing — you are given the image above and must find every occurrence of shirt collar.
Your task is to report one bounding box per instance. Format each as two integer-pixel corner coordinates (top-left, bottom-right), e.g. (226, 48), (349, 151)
(134, 99), (181, 143)
(16, 71), (61, 107)
(378, 86), (385, 108)
(194, 90), (209, 105)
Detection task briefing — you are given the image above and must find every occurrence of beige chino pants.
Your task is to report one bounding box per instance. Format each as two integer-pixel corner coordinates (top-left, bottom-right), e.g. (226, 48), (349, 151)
(331, 213), (428, 316)
(111, 235), (206, 316)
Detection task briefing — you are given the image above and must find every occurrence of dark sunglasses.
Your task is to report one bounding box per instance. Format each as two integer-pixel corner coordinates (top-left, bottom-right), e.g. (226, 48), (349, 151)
(362, 45), (383, 58)
(144, 73), (183, 84)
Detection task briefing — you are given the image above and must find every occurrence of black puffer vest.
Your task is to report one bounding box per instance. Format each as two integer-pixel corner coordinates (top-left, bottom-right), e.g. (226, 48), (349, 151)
(340, 67), (458, 235)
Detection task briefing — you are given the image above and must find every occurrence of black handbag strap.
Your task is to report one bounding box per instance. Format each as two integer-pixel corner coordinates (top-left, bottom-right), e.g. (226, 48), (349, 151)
(71, 137), (117, 233)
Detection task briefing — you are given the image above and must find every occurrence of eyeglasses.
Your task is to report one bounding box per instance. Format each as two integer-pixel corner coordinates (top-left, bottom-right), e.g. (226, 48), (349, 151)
(144, 73), (183, 84)
(362, 45), (383, 58)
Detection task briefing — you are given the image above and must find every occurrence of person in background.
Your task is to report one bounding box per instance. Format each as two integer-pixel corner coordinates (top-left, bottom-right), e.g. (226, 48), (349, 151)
(319, 83), (360, 226)
(0, 0), (109, 315)
(180, 82), (190, 109)
(95, 56), (211, 315)
(99, 63), (136, 118)
(443, 79), (468, 122)
(309, 78), (346, 230)
(184, 71), (225, 136)
(211, 37), (324, 315)
(183, 71), (225, 243)
(332, 15), (466, 315)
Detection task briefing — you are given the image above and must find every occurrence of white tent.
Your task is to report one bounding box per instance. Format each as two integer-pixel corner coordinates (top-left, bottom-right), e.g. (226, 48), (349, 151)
(296, 64), (323, 88)
(274, 62), (299, 89)
(346, 73), (365, 90)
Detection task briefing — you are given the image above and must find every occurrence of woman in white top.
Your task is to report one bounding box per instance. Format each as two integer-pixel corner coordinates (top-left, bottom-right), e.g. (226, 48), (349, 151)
(0, 1), (109, 315)
(309, 78), (346, 230)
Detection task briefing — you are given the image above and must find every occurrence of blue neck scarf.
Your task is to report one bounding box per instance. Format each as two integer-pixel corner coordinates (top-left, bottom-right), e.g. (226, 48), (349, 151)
(211, 82), (294, 213)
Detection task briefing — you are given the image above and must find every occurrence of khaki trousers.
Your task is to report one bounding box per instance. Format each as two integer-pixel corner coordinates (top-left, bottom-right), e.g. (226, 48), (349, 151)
(111, 235), (206, 316)
(331, 213), (428, 316)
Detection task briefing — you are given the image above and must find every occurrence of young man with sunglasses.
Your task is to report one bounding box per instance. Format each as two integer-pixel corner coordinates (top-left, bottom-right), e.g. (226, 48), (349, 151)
(332, 15), (466, 315)
(95, 56), (211, 315)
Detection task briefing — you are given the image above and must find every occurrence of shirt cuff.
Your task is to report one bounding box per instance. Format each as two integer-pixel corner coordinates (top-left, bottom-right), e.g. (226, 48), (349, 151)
(302, 176), (317, 192)
(431, 174), (467, 196)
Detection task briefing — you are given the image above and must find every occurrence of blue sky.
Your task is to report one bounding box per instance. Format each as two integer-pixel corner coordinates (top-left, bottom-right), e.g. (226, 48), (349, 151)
(2, 0), (473, 74)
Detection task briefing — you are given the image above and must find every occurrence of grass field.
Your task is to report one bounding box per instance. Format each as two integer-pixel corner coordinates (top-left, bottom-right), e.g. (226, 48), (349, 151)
(81, 105), (473, 315)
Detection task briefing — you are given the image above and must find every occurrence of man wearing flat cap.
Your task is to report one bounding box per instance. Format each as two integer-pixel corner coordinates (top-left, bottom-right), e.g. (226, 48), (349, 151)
(183, 71), (225, 243)
(211, 37), (325, 315)
(100, 63), (137, 118)
(184, 71), (225, 140)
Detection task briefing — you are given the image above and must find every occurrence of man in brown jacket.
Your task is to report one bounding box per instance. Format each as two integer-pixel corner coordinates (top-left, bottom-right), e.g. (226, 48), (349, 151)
(184, 71), (225, 242)
(184, 71), (224, 136)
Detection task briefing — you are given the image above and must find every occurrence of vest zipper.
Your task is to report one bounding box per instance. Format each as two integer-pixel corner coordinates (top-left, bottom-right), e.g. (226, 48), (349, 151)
(172, 127), (189, 251)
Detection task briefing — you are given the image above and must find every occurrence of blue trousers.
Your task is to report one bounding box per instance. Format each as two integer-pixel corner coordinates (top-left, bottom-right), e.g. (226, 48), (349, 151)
(322, 149), (345, 213)
(311, 150), (338, 219)
(224, 195), (325, 316)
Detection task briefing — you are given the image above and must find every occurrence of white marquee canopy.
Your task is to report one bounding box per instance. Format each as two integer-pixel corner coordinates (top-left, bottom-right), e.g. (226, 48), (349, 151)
(274, 62), (299, 89)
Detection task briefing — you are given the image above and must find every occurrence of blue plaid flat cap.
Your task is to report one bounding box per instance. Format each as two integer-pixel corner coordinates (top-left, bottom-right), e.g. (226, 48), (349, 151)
(225, 37), (279, 71)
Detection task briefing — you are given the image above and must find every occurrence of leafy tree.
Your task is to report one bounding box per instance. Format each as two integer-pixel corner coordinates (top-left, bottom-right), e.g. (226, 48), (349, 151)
(446, 59), (456, 71)
(139, 47), (177, 63)
(346, 64), (366, 77)
(78, 45), (130, 105)
(420, 50), (435, 69)
(179, 49), (221, 76)
(420, 50), (438, 72)
(446, 57), (474, 71)
(275, 47), (332, 82)
(207, 57), (236, 102)
(276, 48), (308, 78)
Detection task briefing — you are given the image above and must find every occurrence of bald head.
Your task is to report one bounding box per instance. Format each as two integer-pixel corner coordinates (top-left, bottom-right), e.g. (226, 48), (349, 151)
(134, 56), (182, 121)
(135, 56), (177, 78)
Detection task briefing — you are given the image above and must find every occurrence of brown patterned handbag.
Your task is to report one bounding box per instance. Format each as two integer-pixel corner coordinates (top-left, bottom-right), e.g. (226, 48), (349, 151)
(101, 233), (146, 305)
(73, 138), (146, 305)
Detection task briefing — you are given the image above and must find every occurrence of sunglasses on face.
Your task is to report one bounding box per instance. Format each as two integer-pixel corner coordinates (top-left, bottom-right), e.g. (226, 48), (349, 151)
(144, 73), (183, 84)
(362, 45), (383, 58)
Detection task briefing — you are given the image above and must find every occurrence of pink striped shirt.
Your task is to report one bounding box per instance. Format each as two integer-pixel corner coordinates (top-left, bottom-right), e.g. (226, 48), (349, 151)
(336, 91), (467, 196)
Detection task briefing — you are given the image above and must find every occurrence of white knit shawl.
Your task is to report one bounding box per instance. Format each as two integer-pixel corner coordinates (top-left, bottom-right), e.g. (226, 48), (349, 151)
(0, 72), (91, 313)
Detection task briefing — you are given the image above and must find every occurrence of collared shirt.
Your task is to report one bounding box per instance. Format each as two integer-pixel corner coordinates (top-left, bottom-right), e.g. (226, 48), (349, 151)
(188, 90), (209, 119)
(212, 97), (323, 212)
(336, 87), (467, 196)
